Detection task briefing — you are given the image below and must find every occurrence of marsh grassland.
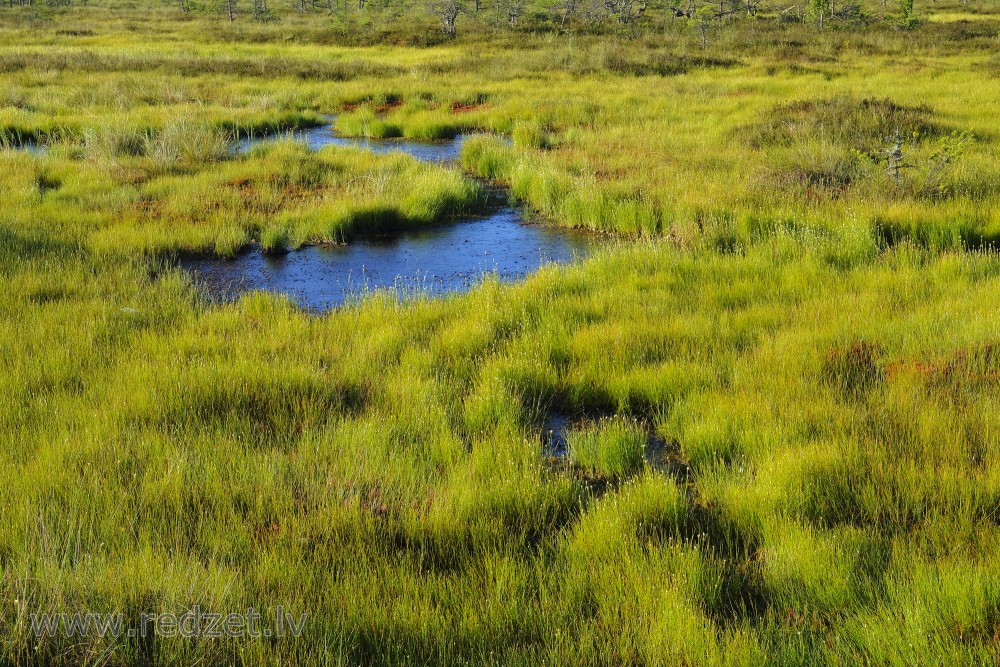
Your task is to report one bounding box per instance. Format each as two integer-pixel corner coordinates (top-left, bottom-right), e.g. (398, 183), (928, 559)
(2, 0), (1000, 664)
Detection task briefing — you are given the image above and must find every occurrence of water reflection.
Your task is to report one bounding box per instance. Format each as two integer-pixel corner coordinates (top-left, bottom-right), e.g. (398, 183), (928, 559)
(189, 124), (598, 310)
(183, 208), (595, 311)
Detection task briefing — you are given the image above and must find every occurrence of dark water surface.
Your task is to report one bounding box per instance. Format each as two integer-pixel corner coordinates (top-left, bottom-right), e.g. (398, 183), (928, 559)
(4, 141), (46, 155)
(190, 127), (598, 310)
(232, 124), (472, 162)
(183, 209), (595, 310)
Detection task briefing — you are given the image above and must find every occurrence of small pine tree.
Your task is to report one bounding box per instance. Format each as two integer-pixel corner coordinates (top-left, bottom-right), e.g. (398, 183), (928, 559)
(688, 2), (714, 47)
(897, 0), (917, 29)
(808, 0), (831, 28)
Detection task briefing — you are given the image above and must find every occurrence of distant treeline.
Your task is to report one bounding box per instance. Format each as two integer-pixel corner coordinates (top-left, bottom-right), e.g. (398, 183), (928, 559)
(1, 0), (996, 42)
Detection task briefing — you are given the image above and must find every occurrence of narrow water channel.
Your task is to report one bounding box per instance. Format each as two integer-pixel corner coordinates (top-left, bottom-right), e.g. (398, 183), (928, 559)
(186, 124), (598, 310)
(6, 124), (597, 308)
(182, 208), (594, 310)
(232, 124), (471, 162)
(2, 140), (46, 155)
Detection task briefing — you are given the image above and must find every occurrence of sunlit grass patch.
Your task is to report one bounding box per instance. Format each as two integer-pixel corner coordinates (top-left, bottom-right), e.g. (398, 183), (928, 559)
(334, 105), (402, 139)
(741, 96), (941, 149)
(567, 416), (647, 477)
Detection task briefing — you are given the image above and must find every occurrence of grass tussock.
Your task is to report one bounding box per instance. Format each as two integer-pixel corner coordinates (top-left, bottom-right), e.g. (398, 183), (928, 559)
(743, 95), (941, 149)
(567, 416), (647, 477)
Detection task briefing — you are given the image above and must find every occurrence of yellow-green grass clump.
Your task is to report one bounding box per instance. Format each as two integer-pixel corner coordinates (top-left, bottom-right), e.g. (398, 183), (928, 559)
(567, 417), (647, 477)
(15, 138), (484, 258)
